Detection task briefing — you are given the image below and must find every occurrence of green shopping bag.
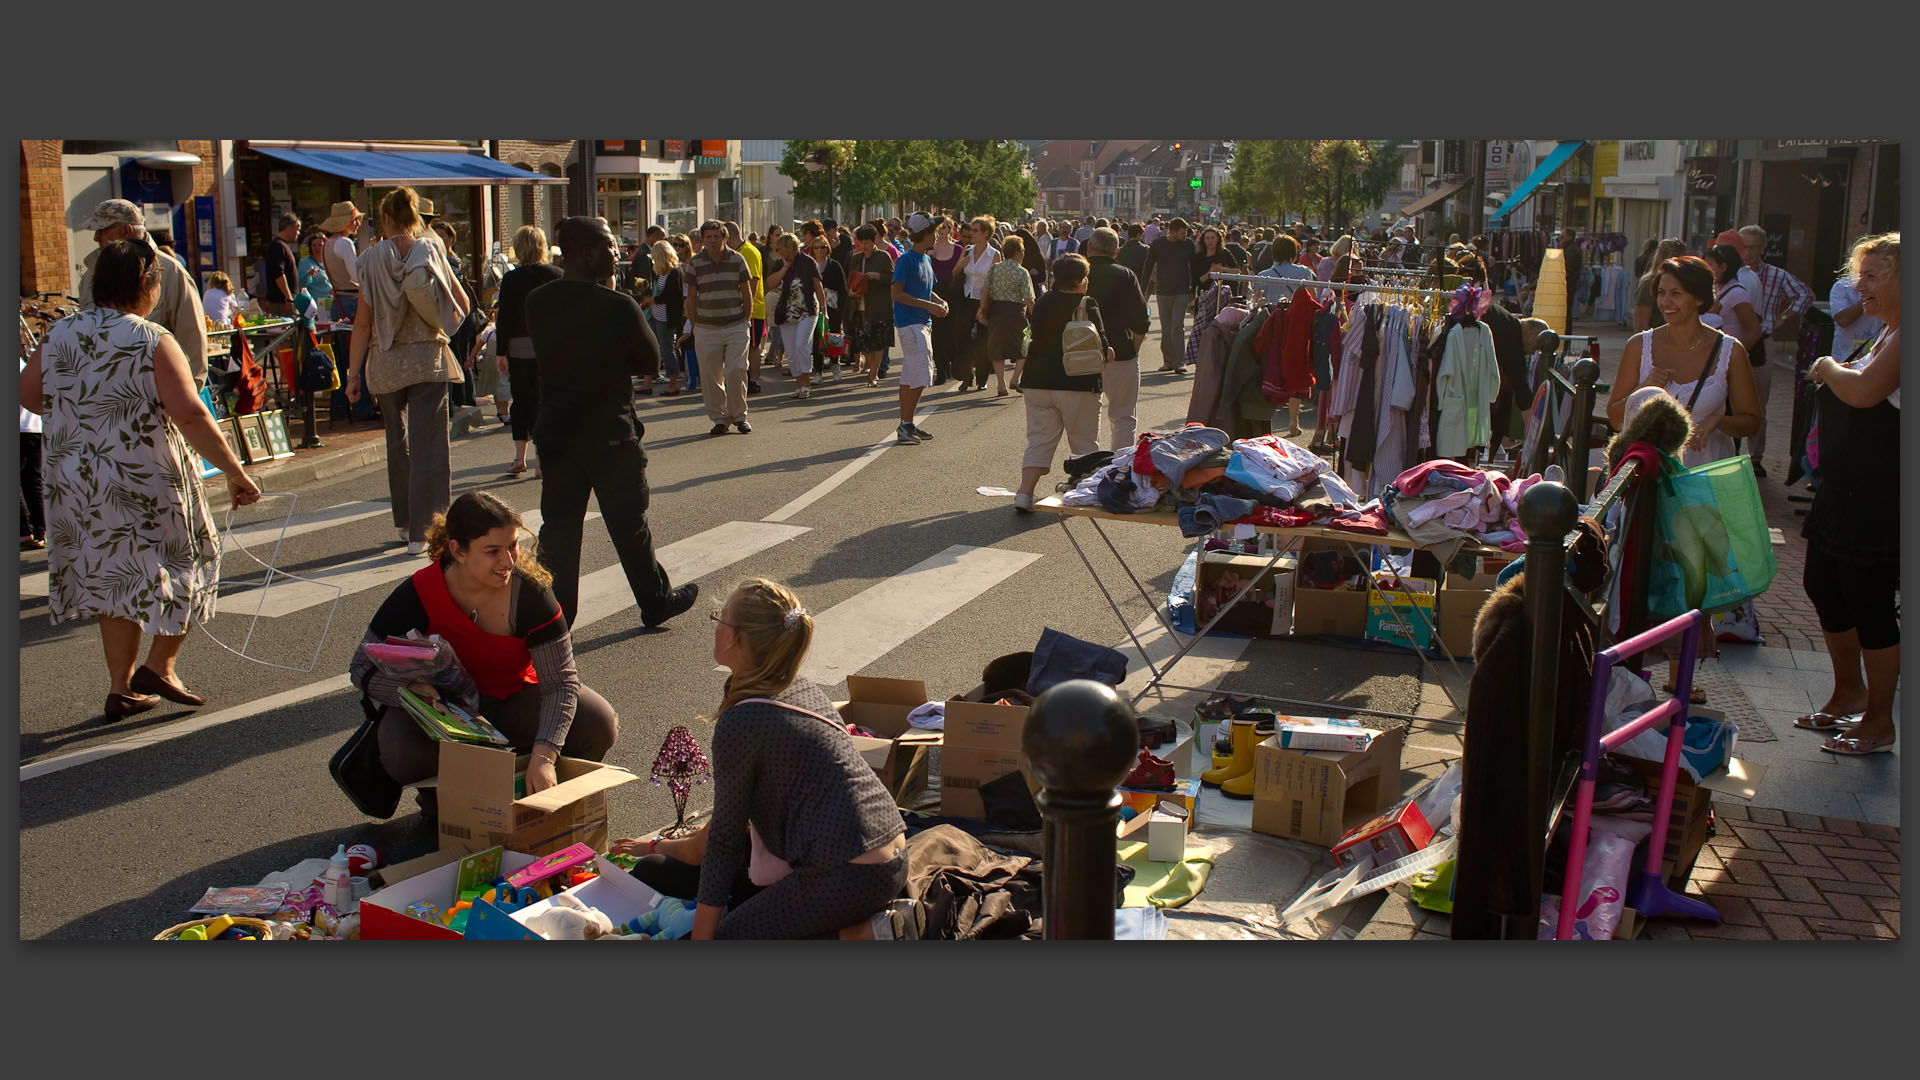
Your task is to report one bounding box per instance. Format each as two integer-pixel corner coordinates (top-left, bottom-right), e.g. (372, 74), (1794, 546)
(1647, 452), (1776, 617)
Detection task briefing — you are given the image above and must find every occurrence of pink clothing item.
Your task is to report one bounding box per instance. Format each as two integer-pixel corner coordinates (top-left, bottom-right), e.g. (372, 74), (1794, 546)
(1327, 505), (1391, 535)
(1392, 458), (1488, 497)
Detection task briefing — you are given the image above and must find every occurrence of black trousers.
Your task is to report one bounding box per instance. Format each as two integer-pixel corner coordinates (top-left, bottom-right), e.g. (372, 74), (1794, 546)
(931, 283), (959, 382)
(19, 432), (43, 540)
(536, 439), (674, 627)
(508, 357), (539, 443)
(949, 295), (990, 386)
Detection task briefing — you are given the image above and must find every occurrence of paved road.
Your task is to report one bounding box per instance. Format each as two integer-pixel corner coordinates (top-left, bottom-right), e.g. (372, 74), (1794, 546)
(18, 334), (1226, 939)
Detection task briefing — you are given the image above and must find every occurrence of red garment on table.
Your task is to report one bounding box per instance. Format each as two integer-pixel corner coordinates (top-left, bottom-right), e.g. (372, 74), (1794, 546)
(1261, 287), (1322, 403)
(1133, 432), (1162, 477)
(413, 564), (541, 701)
(1326, 506), (1391, 535)
(1243, 506), (1316, 528)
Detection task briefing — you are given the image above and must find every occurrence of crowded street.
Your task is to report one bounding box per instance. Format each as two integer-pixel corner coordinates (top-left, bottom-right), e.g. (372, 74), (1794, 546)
(14, 137), (1901, 944)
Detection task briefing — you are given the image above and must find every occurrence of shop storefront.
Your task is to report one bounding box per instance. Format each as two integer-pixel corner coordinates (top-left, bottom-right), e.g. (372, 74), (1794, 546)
(21, 140), (218, 296)
(231, 141), (563, 288)
(1737, 140), (1899, 299)
(592, 140), (736, 246)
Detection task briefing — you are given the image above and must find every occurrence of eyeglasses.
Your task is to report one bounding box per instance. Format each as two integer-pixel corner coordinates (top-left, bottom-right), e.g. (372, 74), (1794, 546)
(708, 611), (737, 628)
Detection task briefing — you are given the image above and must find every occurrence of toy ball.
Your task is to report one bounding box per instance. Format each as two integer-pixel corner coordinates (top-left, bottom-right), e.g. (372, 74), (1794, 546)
(346, 844), (380, 875)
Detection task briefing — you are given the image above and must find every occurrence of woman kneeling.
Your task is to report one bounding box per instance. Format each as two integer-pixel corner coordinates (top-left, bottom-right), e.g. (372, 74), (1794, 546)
(350, 491), (618, 815)
(613, 579), (906, 939)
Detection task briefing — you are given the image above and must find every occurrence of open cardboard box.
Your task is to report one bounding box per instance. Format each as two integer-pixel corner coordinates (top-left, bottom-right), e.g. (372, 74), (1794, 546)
(1613, 749), (1769, 889)
(1197, 551), (1297, 638)
(1435, 587), (1493, 659)
(834, 676), (944, 807)
(942, 693), (1036, 820)
(431, 741), (639, 856)
(464, 856), (664, 941)
(1250, 726), (1406, 847)
(361, 847), (541, 941)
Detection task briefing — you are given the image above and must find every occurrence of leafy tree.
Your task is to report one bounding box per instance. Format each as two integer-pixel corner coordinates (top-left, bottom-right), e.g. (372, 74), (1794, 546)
(1222, 140), (1406, 229)
(779, 139), (1035, 223)
(777, 140), (857, 213)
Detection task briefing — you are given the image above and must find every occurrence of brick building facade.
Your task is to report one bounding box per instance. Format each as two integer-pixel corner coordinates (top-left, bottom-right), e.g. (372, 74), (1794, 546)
(19, 139), (220, 296)
(490, 139), (575, 254)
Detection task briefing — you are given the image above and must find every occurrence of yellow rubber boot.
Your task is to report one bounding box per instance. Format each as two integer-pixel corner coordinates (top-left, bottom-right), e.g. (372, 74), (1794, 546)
(1201, 718), (1260, 788)
(1220, 721), (1274, 800)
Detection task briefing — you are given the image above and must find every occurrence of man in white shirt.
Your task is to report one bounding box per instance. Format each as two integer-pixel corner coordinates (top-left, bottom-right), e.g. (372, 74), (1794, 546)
(1736, 224), (1815, 476)
(1073, 216), (1096, 246)
(1828, 271), (1884, 365)
(317, 200), (364, 321)
(76, 198), (208, 389)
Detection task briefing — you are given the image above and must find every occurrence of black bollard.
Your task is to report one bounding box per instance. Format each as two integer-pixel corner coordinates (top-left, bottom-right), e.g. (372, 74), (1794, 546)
(1022, 679), (1139, 940)
(1453, 480), (1579, 939)
(1565, 357), (1599, 502)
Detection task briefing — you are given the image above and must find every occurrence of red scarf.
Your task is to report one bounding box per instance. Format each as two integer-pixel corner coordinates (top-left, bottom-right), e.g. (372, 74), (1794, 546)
(412, 564), (538, 701)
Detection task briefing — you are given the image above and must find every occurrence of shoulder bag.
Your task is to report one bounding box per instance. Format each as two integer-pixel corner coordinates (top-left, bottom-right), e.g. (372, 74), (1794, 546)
(1061, 296), (1106, 377)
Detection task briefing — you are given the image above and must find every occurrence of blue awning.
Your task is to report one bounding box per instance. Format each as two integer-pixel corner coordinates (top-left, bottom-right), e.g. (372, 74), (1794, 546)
(1489, 141), (1586, 223)
(249, 145), (565, 185)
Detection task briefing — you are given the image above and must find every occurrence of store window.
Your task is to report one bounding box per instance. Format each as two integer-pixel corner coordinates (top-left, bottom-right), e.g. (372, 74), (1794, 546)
(598, 176), (648, 248)
(659, 178), (697, 236)
(717, 178), (740, 226)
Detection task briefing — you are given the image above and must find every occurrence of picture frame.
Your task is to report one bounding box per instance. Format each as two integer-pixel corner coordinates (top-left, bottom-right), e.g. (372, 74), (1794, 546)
(208, 416), (246, 472)
(237, 412), (269, 464)
(259, 409), (296, 459)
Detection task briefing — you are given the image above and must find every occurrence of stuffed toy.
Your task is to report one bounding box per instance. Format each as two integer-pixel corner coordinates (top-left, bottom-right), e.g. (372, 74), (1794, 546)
(521, 892), (615, 940)
(1606, 387), (1692, 473)
(622, 897), (697, 940)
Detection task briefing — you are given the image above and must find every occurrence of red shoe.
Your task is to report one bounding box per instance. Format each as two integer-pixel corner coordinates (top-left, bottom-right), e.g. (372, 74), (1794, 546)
(1123, 749), (1177, 791)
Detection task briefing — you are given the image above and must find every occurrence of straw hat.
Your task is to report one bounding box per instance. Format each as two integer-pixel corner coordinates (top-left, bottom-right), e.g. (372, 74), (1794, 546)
(318, 200), (362, 234)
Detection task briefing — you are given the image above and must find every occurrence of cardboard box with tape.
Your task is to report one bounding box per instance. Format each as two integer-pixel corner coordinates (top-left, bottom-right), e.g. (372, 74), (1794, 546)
(430, 742), (638, 857)
(1250, 725), (1406, 847)
(941, 694), (1036, 820)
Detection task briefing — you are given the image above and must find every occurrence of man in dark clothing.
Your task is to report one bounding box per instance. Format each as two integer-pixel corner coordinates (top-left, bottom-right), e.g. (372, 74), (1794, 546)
(262, 213), (302, 317)
(1117, 223), (1151, 293)
(1225, 228), (1250, 268)
(1559, 227), (1582, 323)
(1085, 227), (1151, 451)
(1140, 217), (1197, 374)
(524, 216), (698, 629)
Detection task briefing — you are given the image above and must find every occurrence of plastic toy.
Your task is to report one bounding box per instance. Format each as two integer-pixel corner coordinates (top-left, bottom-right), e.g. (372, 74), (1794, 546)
(346, 844), (380, 876)
(176, 926), (208, 941)
(623, 897), (696, 941)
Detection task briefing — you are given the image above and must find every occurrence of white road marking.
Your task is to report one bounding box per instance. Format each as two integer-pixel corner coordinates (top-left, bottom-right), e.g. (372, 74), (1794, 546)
(761, 406), (940, 524)
(799, 543), (1041, 690)
(18, 498), (392, 599)
(21, 518), (803, 781)
(216, 511), (597, 618)
(571, 519), (811, 630)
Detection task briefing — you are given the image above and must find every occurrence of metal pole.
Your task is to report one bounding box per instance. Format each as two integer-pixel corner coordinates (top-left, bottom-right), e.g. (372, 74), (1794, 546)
(1565, 357), (1600, 502)
(1451, 480), (1579, 939)
(1022, 679), (1139, 940)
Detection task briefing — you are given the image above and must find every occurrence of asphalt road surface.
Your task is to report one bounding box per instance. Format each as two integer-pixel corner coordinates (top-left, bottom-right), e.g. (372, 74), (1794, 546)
(19, 331), (1227, 940)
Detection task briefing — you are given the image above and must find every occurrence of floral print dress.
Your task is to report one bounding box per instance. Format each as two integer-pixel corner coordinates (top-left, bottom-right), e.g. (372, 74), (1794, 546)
(40, 308), (221, 635)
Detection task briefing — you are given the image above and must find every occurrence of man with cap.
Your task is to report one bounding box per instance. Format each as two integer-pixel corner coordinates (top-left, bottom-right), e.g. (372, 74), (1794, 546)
(888, 212), (946, 444)
(77, 198), (208, 389)
(317, 200), (364, 320)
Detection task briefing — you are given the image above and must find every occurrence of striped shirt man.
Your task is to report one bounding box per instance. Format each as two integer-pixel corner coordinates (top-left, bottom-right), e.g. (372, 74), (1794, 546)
(1749, 261), (1815, 336)
(684, 247), (752, 326)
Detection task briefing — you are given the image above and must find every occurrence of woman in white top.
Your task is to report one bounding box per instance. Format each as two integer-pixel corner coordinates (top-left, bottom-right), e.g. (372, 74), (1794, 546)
(1702, 242), (1760, 352)
(952, 216), (1000, 392)
(201, 271), (237, 325)
(1605, 253), (1763, 468)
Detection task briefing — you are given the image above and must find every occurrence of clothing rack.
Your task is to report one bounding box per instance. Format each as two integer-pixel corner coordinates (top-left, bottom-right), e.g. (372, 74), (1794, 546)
(1206, 272), (1457, 298)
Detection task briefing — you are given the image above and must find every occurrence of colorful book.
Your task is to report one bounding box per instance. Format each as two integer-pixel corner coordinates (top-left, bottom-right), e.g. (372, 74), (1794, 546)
(398, 687), (510, 746)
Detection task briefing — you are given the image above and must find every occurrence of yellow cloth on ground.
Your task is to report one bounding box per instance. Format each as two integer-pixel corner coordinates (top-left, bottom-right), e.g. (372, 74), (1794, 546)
(1117, 838), (1216, 909)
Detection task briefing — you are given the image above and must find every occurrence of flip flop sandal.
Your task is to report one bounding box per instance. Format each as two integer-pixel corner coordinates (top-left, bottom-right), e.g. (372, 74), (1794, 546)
(1821, 735), (1895, 756)
(507, 463), (527, 475)
(1794, 712), (1861, 731)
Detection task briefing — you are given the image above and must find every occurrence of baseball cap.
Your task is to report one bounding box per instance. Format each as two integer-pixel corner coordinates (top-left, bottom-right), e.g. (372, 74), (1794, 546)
(81, 198), (142, 231)
(904, 211), (939, 236)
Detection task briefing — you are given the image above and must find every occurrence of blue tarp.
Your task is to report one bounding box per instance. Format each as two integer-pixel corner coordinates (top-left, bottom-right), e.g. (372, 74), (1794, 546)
(250, 146), (564, 186)
(1489, 141), (1585, 223)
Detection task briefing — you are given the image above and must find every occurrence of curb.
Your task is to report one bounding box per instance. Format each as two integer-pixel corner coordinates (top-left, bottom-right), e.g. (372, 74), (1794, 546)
(205, 436), (387, 513)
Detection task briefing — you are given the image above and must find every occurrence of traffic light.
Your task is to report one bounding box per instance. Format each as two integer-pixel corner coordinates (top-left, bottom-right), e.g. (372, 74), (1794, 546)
(1166, 178), (1178, 199)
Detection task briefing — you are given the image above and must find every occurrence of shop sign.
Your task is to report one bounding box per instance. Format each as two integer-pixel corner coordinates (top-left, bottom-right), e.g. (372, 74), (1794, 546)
(661, 139), (685, 158)
(1623, 141), (1657, 162)
(1685, 167), (1719, 193)
(1485, 141), (1515, 187)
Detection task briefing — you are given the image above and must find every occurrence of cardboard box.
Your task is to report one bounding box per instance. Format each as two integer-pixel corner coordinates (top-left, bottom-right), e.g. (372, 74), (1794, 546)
(464, 856), (663, 941)
(1614, 752), (1767, 889)
(1268, 717), (1374, 753)
(1197, 552), (1296, 638)
(361, 848), (540, 941)
(1331, 801), (1436, 870)
(1292, 585), (1367, 638)
(1118, 778), (1202, 832)
(1147, 804), (1189, 863)
(834, 676), (945, 807)
(943, 696), (1029, 754)
(433, 741), (639, 857)
(940, 692), (1036, 820)
(1365, 574), (1437, 650)
(1250, 725), (1406, 847)
(1435, 588), (1493, 659)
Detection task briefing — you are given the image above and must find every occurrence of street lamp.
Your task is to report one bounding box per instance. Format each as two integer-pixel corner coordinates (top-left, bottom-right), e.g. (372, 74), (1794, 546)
(803, 148), (839, 220)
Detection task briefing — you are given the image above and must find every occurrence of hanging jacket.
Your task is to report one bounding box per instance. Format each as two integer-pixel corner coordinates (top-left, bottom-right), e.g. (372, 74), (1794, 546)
(1435, 320), (1499, 459)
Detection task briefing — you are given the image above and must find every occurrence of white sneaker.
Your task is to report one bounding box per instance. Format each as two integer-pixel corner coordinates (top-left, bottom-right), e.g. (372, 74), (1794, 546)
(407, 540), (427, 556)
(1013, 493), (1035, 512)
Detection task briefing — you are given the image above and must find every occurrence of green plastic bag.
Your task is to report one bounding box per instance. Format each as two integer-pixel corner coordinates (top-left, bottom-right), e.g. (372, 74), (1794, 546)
(1648, 452), (1776, 617)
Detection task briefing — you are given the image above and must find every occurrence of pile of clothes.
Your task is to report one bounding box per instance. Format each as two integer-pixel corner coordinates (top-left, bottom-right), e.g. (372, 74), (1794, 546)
(1060, 424), (1555, 554)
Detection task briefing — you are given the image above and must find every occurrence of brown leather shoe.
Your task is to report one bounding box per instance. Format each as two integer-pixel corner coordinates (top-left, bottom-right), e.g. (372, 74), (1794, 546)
(131, 666), (207, 707)
(105, 692), (160, 719)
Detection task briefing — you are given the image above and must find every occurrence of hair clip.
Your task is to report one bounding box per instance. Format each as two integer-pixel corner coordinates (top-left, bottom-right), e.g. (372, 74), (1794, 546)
(783, 607), (809, 630)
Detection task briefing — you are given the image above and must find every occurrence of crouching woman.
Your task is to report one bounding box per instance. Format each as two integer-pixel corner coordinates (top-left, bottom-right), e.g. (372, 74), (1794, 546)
(349, 491), (619, 817)
(611, 578), (906, 939)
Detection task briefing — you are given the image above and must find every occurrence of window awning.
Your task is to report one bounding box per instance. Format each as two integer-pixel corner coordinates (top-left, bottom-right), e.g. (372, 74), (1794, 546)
(249, 145), (566, 185)
(1398, 181), (1467, 217)
(1490, 141), (1586, 223)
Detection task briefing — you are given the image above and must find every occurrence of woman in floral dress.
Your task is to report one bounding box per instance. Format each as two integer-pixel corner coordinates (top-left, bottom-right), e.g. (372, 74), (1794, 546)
(20, 240), (260, 720)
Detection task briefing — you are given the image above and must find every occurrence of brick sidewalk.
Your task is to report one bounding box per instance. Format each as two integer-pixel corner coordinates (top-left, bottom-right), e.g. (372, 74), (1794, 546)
(1644, 801), (1899, 940)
